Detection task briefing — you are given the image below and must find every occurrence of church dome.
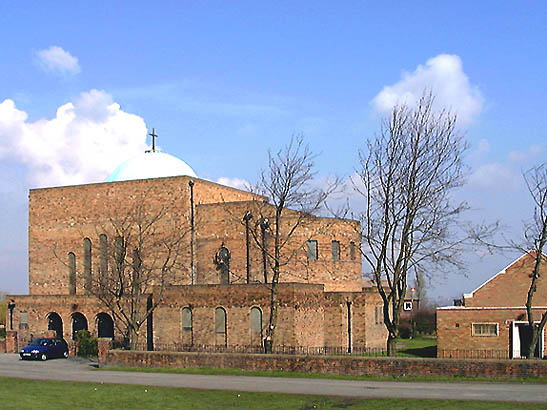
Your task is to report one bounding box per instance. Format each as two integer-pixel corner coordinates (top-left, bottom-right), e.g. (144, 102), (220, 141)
(106, 151), (197, 182)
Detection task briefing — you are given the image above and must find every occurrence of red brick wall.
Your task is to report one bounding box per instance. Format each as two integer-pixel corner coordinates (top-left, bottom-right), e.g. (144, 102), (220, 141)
(437, 306), (546, 358)
(464, 253), (547, 307)
(102, 350), (547, 378)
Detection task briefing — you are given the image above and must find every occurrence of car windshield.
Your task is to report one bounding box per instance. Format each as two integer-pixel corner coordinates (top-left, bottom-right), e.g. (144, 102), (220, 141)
(29, 338), (52, 346)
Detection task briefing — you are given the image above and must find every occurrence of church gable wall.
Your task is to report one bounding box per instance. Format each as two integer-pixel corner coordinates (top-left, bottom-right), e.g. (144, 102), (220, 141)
(28, 176), (261, 295)
(195, 201), (362, 292)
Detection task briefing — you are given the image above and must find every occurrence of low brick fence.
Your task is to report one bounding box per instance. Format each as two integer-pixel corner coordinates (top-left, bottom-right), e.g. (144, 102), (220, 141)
(102, 349), (547, 379)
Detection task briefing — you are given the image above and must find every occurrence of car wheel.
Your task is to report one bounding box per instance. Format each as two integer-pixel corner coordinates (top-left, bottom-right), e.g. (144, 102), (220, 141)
(63, 351), (68, 358)
(40, 353), (47, 361)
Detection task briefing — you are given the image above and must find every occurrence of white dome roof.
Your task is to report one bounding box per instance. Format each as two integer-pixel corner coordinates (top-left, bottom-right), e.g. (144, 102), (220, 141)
(106, 151), (197, 182)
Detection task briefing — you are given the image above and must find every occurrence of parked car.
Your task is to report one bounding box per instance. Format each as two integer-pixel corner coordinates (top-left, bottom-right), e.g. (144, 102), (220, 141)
(20, 338), (69, 361)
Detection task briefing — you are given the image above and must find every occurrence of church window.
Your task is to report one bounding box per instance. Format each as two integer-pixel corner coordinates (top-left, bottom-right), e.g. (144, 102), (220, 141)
(182, 307), (192, 331)
(250, 307), (262, 335)
(83, 238), (92, 293)
(215, 307), (227, 334)
(331, 240), (340, 261)
(349, 241), (356, 261)
(68, 252), (76, 295)
(99, 234), (108, 275)
(375, 305), (384, 325)
(20, 311), (27, 325)
(307, 240), (318, 261)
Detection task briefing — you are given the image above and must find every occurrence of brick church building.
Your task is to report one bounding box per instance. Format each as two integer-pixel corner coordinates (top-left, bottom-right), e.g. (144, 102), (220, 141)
(6, 146), (387, 353)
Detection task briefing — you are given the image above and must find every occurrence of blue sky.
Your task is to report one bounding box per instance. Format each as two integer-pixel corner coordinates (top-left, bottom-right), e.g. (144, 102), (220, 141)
(0, 1), (545, 301)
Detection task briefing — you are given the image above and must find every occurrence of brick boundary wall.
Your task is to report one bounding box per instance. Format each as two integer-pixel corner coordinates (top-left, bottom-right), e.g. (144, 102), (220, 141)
(102, 350), (547, 379)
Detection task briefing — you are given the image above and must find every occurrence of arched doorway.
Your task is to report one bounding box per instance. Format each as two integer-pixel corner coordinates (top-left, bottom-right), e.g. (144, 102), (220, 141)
(72, 312), (88, 339)
(47, 312), (63, 339)
(97, 312), (114, 338)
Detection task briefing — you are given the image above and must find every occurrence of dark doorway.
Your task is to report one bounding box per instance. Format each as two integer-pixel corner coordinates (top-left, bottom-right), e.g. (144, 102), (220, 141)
(97, 312), (114, 338)
(72, 312), (88, 340)
(517, 323), (541, 358)
(47, 312), (63, 339)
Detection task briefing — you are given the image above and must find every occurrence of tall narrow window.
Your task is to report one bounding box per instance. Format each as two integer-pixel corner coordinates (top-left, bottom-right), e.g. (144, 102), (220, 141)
(83, 238), (92, 294)
(182, 307), (193, 332)
(215, 307), (226, 334)
(375, 305), (384, 325)
(331, 240), (340, 262)
(250, 307), (262, 335)
(307, 240), (318, 261)
(349, 241), (356, 261)
(99, 234), (108, 275)
(68, 252), (76, 295)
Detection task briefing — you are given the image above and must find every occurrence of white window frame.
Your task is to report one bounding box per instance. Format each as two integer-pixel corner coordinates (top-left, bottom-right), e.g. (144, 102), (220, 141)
(403, 301), (413, 311)
(471, 322), (499, 337)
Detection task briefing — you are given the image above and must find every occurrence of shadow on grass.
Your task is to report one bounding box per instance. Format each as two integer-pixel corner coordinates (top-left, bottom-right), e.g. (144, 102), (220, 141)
(397, 345), (437, 358)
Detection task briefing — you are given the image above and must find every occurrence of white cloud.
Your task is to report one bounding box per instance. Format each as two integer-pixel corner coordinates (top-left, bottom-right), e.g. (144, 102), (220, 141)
(35, 46), (81, 75)
(216, 177), (250, 191)
(476, 139), (490, 155)
(468, 163), (520, 190)
(508, 145), (543, 163)
(371, 54), (483, 127)
(0, 90), (148, 187)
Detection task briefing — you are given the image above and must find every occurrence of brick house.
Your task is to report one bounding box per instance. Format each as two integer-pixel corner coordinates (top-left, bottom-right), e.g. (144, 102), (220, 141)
(5, 149), (387, 353)
(437, 252), (546, 359)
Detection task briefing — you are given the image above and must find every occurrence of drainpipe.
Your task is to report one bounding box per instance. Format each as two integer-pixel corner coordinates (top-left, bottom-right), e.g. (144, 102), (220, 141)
(346, 300), (352, 353)
(243, 211), (252, 283)
(189, 180), (195, 285)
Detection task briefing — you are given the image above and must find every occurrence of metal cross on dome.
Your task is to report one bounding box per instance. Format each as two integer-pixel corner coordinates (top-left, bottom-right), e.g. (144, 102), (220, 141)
(149, 128), (158, 152)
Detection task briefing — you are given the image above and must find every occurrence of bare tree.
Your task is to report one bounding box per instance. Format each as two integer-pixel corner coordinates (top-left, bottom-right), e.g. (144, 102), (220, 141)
(86, 191), (190, 350)
(355, 92), (493, 355)
(472, 162), (546, 358)
(520, 163), (546, 358)
(248, 136), (337, 351)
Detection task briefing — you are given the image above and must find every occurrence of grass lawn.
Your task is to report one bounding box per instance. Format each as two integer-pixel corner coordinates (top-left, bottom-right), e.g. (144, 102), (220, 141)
(0, 377), (541, 410)
(395, 335), (437, 358)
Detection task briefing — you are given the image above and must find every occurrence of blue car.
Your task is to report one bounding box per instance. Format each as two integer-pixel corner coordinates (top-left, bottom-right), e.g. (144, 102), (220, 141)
(19, 338), (69, 361)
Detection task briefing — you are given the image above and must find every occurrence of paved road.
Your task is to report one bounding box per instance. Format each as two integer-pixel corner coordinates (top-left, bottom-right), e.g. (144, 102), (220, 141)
(0, 354), (546, 403)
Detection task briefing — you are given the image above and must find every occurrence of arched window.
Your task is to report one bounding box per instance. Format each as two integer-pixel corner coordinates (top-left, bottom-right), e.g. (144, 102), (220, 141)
(68, 252), (76, 295)
(99, 234), (108, 275)
(47, 312), (63, 339)
(215, 307), (227, 347)
(182, 307), (192, 332)
(97, 312), (114, 338)
(215, 307), (226, 334)
(72, 312), (88, 340)
(83, 238), (92, 293)
(250, 307), (262, 338)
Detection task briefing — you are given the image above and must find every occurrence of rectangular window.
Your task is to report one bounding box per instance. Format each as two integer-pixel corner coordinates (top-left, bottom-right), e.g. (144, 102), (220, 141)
(349, 241), (356, 261)
(20, 311), (28, 325)
(472, 323), (498, 337)
(307, 240), (318, 261)
(331, 240), (340, 262)
(375, 305), (384, 325)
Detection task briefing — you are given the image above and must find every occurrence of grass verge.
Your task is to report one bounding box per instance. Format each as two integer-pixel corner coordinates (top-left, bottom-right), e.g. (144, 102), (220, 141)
(0, 377), (541, 409)
(99, 365), (547, 384)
